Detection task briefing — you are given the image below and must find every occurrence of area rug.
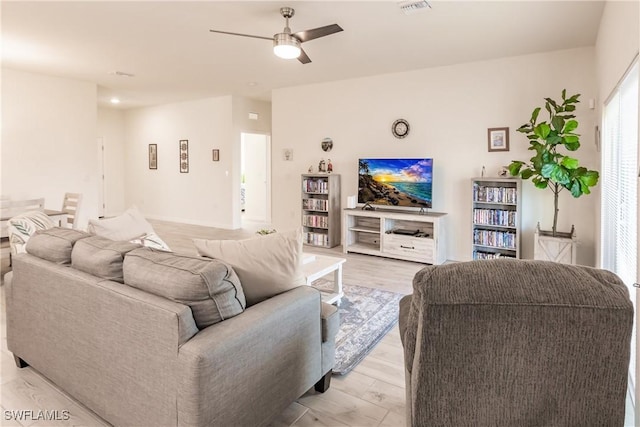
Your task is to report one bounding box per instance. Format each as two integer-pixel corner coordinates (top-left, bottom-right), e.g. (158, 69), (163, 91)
(313, 280), (405, 375)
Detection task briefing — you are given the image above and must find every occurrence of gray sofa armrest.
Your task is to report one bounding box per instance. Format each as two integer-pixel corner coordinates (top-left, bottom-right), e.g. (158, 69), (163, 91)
(320, 302), (339, 343)
(398, 294), (411, 347)
(177, 286), (325, 427)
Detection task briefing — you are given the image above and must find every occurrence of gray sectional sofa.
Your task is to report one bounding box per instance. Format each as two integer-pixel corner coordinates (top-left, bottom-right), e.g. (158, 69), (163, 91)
(5, 228), (338, 427)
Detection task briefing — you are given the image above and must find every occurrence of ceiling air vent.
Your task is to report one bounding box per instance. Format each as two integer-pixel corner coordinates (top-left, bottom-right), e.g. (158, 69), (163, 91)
(397, 0), (431, 15)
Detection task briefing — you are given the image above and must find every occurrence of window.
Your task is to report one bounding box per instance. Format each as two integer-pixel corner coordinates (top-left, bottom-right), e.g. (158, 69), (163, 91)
(601, 58), (639, 411)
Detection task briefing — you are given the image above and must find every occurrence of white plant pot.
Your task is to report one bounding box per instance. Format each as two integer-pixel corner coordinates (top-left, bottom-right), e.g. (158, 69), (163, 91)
(533, 223), (577, 265)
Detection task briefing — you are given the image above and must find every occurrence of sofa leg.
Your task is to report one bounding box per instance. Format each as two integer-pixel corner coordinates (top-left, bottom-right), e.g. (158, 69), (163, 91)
(314, 371), (332, 393)
(13, 355), (28, 368)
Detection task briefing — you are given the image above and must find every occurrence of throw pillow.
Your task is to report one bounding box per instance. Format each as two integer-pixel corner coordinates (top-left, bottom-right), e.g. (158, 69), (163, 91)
(129, 232), (171, 252)
(123, 248), (246, 329)
(7, 210), (55, 255)
(193, 229), (305, 306)
(72, 235), (141, 283)
(26, 227), (91, 265)
(87, 206), (155, 241)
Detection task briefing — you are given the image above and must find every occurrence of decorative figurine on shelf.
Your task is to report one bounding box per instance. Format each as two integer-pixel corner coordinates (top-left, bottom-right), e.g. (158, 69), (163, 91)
(327, 159), (333, 173)
(318, 159), (326, 173)
(308, 165), (314, 173)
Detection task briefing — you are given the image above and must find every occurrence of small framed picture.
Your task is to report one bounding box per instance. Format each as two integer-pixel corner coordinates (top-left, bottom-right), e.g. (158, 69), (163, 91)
(149, 144), (157, 170)
(488, 127), (510, 152)
(212, 149), (220, 162)
(179, 140), (189, 173)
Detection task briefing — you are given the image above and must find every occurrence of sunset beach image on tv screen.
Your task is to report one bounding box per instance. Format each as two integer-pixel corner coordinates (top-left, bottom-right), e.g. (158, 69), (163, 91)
(358, 158), (433, 208)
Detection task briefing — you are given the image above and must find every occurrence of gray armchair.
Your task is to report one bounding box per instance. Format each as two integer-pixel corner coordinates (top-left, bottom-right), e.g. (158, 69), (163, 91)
(399, 259), (633, 427)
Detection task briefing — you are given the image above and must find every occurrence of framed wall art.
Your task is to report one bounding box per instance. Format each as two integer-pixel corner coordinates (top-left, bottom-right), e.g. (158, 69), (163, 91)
(179, 140), (189, 173)
(149, 144), (157, 170)
(488, 127), (510, 152)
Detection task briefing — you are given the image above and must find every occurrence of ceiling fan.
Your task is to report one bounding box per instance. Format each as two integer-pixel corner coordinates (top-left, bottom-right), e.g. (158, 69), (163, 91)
(209, 7), (343, 64)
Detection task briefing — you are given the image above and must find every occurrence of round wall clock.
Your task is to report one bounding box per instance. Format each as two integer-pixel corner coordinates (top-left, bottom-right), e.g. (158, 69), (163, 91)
(392, 119), (410, 139)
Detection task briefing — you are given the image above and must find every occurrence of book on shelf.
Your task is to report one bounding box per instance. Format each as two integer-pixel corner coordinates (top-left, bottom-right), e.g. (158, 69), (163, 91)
(473, 229), (516, 249)
(302, 179), (328, 194)
(303, 231), (328, 247)
(473, 208), (516, 227)
(473, 184), (517, 204)
(302, 198), (328, 211)
(473, 251), (516, 260)
(302, 215), (329, 228)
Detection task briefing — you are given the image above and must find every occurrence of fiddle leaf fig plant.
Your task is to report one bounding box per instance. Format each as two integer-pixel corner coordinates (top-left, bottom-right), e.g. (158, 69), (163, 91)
(508, 90), (599, 236)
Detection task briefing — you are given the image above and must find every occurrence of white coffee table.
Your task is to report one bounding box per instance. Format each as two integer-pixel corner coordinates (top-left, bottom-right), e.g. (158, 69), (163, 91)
(303, 253), (346, 305)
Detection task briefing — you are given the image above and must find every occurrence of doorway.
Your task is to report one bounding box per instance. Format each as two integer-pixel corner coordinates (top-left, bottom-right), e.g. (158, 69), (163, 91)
(240, 132), (271, 225)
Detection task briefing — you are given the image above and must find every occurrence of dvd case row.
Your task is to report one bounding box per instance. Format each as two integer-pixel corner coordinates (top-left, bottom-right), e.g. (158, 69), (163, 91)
(473, 251), (516, 260)
(302, 198), (328, 211)
(303, 214), (328, 228)
(473, 229), (516, 249)
(303, 179), (329, 194)
(473, 184), (517, 204)
(304, 232), (328, 247)
(473, 208), (517, 227)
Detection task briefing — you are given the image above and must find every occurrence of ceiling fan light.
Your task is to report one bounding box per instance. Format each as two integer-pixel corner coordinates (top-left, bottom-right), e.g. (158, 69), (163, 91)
(273, 34), (301, 59)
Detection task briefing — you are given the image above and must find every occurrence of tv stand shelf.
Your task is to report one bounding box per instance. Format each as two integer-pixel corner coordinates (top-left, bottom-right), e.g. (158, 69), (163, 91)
(343, 208), (447, 264)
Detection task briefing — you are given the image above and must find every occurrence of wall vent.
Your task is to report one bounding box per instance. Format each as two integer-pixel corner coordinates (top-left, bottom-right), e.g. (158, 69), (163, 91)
(397, 0), (431, 14)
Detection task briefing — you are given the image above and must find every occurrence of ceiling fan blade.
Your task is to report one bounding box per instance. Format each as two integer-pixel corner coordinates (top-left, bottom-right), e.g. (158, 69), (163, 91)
(297, 48), (311, 64)
(293, 24), (343, 43)
(209, 29), (273, 41)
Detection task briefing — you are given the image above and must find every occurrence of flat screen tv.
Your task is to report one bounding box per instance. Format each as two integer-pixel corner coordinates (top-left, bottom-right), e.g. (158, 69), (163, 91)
(358, 158), (433, 209)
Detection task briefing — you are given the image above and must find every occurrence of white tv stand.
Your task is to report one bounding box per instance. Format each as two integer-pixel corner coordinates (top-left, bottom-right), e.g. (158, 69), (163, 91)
(343, 208), (447, 264)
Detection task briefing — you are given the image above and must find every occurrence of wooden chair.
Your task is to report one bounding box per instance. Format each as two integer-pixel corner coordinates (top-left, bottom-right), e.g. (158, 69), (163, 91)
(62, 193), (82, 229)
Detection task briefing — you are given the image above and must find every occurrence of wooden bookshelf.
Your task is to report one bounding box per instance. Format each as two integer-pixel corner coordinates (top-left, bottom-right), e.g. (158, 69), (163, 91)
(301, 174), (341, 248)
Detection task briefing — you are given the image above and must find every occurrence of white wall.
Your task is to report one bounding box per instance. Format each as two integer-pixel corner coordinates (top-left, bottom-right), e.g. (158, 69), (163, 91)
(596, 1), (639, 101)
(123, 96), (271, 229)
(1, 68), (99, 228)
(97, 107), (127, 216)
(124, 96), (235, 228)
(272, 47), (600, 265)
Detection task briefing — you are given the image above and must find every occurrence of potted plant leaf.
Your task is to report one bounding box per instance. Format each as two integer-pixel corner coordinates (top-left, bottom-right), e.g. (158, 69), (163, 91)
(508, 90), (599, 264)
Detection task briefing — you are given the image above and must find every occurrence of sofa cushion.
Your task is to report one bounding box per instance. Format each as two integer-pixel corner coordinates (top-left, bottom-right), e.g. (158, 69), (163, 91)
(88, 206), (155, 241)
(7, 210), (55, 255)
(193, 229), (305, 306)
(123, 248), (245, 329)
(25, 227), (91, 265)
(72, 236), (141, 283)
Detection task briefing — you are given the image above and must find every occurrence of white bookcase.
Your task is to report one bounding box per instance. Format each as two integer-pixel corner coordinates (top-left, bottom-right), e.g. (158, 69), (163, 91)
(471, 177), (522, 259)
(302, 174), (341, 248)
(343, 208), (447, 264)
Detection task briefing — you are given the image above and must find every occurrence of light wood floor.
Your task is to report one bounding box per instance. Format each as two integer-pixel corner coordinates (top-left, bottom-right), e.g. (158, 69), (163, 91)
(0, 219), (425, 427)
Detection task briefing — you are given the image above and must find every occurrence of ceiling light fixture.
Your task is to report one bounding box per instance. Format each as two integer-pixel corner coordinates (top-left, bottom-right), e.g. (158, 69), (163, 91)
(110, 97), (121, 104)
(272, 7), (301, 60)
(273, 33), (301, 60)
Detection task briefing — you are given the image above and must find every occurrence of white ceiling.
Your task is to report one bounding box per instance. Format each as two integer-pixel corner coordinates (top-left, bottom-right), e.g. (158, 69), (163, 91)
(1, 1), (605, 109)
